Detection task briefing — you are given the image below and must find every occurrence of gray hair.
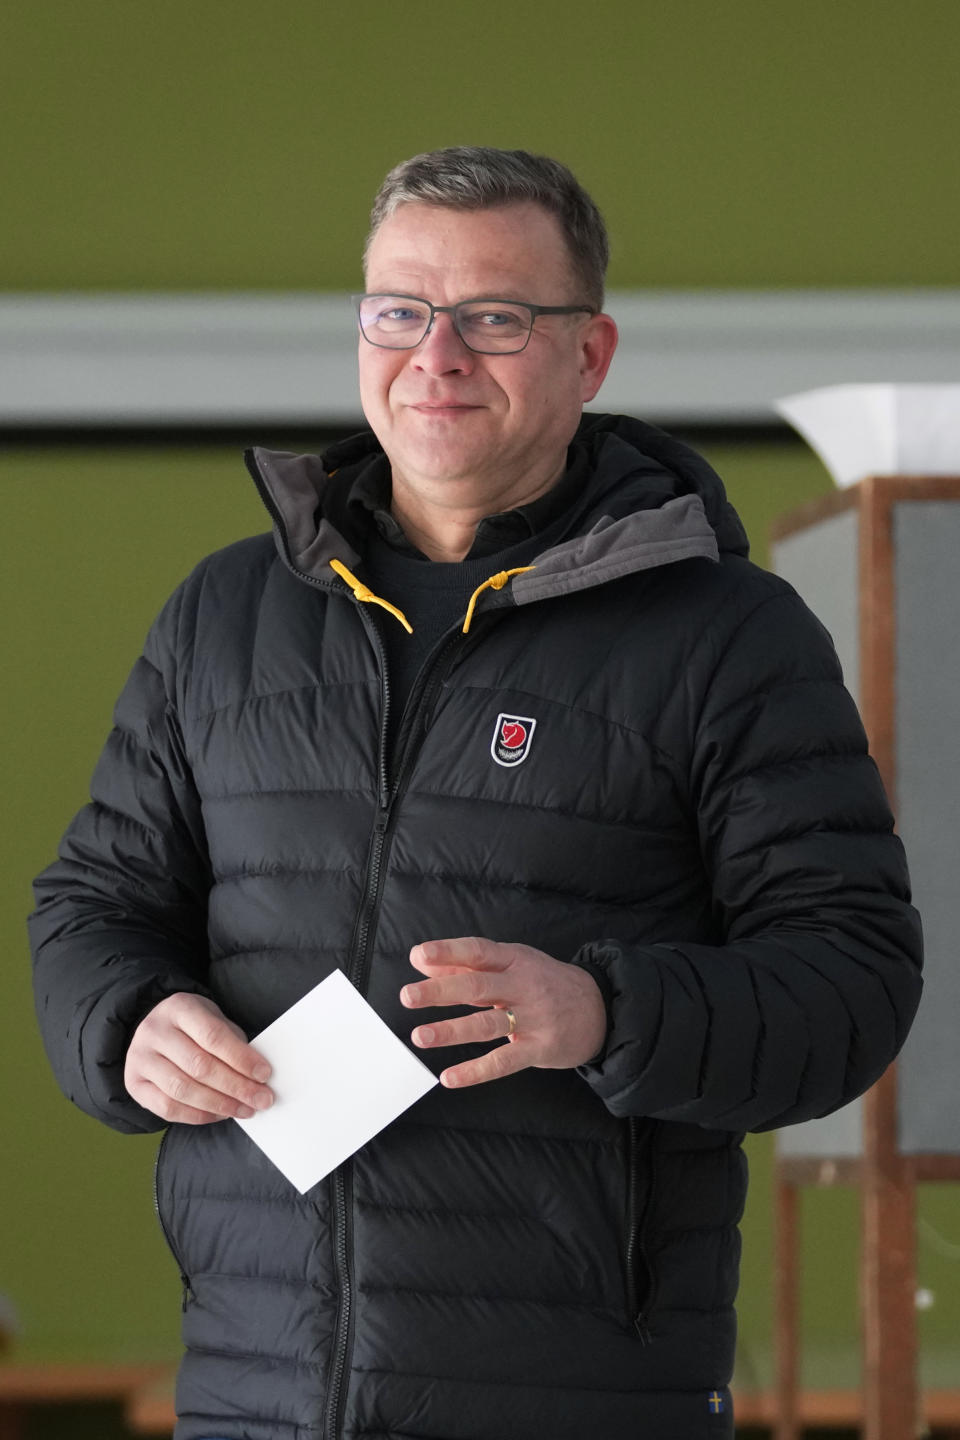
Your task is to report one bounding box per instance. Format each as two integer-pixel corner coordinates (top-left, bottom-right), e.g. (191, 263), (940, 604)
(365, 146), (609, 311)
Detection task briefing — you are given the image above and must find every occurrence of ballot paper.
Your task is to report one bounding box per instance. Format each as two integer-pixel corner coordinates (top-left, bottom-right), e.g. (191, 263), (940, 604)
(235, 968), (438, 1193)
(775, 383), (960, 488)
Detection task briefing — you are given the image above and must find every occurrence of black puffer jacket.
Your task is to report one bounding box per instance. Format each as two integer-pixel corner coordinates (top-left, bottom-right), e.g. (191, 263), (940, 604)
(31, 415), (922, 1440)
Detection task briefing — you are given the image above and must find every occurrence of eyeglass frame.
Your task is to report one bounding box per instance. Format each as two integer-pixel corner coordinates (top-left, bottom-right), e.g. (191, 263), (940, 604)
(353, 292), (596, 355)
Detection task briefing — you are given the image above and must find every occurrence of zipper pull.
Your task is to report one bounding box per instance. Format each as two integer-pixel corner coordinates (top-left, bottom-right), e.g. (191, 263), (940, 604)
(180, 1273), (194, 1312)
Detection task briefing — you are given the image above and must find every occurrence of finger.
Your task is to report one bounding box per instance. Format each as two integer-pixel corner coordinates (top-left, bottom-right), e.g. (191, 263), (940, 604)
(400, 970), (503, 1012)
(127, 1077), (228, 1126)
(135, 1050), (266, 1120)
(175, 1005), (272, 1084)
(411, 1006), (512, 1050)
(439, 1037), (532, 1089)
(156, 1026), (273, 1111)
(410, 938), (511, 976)
(406, 949), (474, 980)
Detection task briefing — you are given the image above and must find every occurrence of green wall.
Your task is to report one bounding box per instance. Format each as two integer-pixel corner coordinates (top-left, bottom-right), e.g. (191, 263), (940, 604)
(3, 0), (958, 1405)
(2, 1), (959, 291)
(2, 452), (268, 1362)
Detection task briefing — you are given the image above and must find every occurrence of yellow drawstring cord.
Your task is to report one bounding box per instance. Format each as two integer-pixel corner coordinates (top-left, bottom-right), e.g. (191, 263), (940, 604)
(329, 558), (413, 634)
(462, 567), (536, 634)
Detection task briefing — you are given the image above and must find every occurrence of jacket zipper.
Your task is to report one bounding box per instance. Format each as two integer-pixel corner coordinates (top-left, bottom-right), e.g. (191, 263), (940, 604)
(625, 1116), (657, 1343)
(246, 450), (493, 1436)
(322, 611), (479, 1440)
(322, 609), (390, 1440)
(323, 1161), (357, 1440)
(153, 1130), (194, 1312)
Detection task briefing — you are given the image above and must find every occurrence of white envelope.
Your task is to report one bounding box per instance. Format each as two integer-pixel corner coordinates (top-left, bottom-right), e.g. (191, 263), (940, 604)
(235, 968), (438, 1193)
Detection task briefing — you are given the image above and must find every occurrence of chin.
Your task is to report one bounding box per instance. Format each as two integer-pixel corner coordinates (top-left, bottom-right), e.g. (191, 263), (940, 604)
(398, 441), (490, 484)
(410, 460), (487, 489)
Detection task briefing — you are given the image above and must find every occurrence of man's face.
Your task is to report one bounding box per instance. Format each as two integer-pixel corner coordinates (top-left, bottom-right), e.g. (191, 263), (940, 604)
(359, 202), (616, 514)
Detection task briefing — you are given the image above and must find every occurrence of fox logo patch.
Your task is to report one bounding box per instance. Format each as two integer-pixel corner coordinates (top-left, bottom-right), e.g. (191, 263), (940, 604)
(491, 713), (537, 768)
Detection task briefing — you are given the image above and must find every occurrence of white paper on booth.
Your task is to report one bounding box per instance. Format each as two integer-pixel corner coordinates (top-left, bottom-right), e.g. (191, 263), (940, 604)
(775, 383), (960, 487)
(235, 968), (438, 1193)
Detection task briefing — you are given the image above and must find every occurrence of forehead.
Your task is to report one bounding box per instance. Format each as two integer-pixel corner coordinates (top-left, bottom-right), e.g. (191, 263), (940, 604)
(364, 201), (576, 301)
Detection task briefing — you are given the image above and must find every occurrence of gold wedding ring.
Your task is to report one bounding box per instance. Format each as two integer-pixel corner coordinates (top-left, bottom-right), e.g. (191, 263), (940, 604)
(504, 1008), (518, 1039)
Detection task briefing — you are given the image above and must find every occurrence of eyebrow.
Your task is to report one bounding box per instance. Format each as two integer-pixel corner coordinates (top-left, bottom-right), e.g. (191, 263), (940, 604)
(364, 290), (543, 305)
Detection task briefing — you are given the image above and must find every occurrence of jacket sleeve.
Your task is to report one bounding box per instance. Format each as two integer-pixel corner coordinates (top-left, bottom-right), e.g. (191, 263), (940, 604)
(574, 583), (923, 1132)
(29, 587), (214, 1135)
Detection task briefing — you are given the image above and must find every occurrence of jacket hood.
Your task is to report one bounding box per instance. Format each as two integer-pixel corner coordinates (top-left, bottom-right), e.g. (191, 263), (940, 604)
(574, 413), (749, 557)
(245, 413), (749, 604)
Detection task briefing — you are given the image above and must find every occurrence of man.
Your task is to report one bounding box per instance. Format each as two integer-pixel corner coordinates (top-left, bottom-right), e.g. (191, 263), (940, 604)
(31, 148), (922, 1440)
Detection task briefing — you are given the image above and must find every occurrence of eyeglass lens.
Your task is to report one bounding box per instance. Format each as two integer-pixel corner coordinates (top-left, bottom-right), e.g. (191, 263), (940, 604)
(357, 297), (534, 353)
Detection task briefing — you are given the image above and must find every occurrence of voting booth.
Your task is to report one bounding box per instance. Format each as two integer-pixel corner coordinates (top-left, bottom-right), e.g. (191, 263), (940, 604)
(769, 387), (960, 1440)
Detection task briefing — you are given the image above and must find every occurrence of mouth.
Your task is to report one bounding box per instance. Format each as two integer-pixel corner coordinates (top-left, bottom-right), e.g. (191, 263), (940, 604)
(408, 401), (483, 413)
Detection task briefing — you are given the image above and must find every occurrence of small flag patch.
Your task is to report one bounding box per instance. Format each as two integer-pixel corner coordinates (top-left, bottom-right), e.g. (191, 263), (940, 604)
(707, 1390), (725, 1415)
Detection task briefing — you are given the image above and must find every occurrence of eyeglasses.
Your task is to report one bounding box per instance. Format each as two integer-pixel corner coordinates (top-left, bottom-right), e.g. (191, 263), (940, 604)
(353, 293), (595, 355)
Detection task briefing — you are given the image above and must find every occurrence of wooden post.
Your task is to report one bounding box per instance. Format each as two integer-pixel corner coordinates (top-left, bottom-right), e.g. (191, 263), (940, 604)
(862, 1069), (919, 1439)
(774, 1170), (800, 1440)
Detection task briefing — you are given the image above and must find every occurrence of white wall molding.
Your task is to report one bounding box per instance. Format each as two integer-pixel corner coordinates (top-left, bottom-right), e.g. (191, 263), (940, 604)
(2, 290), (958, 427)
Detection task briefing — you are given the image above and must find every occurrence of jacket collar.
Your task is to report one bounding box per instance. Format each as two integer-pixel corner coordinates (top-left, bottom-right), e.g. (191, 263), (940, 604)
(244, 413), (748, 601)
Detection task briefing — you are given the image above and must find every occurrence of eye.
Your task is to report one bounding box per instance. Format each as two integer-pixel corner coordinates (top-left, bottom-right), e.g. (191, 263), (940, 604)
(363, 298), (429, 331)
(458, 304), (528, 338)
(382, 306), (422, 323)
(477, 310), (516, 327)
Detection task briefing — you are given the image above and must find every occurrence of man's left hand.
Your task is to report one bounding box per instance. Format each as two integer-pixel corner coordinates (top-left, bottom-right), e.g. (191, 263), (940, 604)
(400, 938), (607, 1088)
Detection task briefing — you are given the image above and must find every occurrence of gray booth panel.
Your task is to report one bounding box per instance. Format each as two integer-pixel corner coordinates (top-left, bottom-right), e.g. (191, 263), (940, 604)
(893, 501), (960, 1154)
(772, 509), (861, 707)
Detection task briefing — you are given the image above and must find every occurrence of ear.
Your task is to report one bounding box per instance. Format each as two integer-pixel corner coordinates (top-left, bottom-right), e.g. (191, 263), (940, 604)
(577, 312), (619, 403)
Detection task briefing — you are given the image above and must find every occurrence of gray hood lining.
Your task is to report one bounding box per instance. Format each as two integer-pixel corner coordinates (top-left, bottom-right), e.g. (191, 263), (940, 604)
(251, 447), (361, 578)
(511, 494), (719, 604)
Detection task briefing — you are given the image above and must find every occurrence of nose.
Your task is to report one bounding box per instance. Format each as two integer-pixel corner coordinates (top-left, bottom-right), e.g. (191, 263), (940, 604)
(412, 311), (475, 375)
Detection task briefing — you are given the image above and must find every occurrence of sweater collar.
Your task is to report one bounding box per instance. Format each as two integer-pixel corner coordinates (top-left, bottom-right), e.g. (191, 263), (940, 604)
(344, 445), (594, 561)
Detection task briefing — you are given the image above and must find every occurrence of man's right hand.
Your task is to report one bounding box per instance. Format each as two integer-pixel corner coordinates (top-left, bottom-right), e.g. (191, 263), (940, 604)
(124, 993), (274, 1124)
